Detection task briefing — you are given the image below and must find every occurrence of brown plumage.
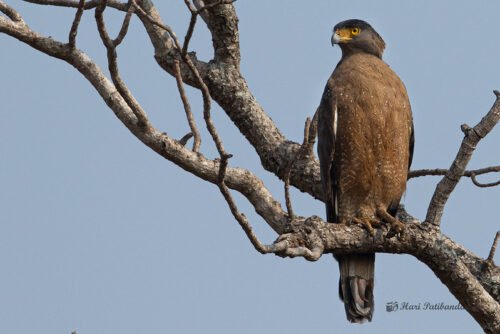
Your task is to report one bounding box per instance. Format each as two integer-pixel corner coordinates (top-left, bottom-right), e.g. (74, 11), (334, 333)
(317, 19), (414, 323)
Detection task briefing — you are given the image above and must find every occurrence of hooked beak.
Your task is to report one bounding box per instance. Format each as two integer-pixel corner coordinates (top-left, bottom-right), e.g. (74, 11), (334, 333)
(331, 29), (352, 46)
(331, 33), (341, 46)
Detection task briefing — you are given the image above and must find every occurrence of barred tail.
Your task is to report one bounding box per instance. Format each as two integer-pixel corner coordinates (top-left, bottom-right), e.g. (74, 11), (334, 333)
(338, 253), (375, 323)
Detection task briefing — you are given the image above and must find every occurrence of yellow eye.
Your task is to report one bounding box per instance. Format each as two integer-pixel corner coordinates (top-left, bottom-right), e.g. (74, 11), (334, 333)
(351, 27), (361, 36)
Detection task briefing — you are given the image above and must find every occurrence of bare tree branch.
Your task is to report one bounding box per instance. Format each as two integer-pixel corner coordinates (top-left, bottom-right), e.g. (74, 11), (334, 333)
(471, 172), (500, 188)
(178, 132), (193, 146)
(26, 0), (322, 202)
(181, 1), (197, 57)
(284, 117), (313, 220)
(283, 172), (295, 219)
(193, 0), (240, 66)
(425, 92), (500, 226)
(113, 1), (134, 46)
(217, 153), (272, 254)
(95, 0), (149, 126)
(173, 60), (201, 152)
(177, 6), (272, 254)
(265, 216), (500, 332)
(487, 231), (500, 264)
(409, 165), (500, 182)
(137, 2), (324, 200)
(131, 0), (182, 50)
(306, 109), (319, 157)
(0, 1), (23, 21)
(68, 0), (85, 48)
(0, 8), (288, 232)
(25, 0), (128, 11)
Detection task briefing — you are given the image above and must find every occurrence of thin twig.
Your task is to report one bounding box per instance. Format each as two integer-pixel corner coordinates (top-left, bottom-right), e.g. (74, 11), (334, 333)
(487, 231), (500, 264)
(95, 0), (148, 126)
(178, 132), (193, 146)
(68, 0), (85, 48)
(183, 0), (236, 55)
(173, 60), (201, 152)
(409, 166), (500, 179)
(174, 0), (272, 252)
(183, 0), (196, 12)
(181, 1), (197, 57)
(471, 173), (500, 188)
(284, 117), (312, 220)
(149, 0), (267, 251)
(217, 154), (271, 254)
(410, 166), (500, 188)
(180, 1), (268, 252)
(306, 108), (319, 157)
(131, 0), (182, 50)
(136, 0), (203, 151)
(284, 176), (295, 219)
(425, 91), (500, 226)
(113, 2), (134, 46)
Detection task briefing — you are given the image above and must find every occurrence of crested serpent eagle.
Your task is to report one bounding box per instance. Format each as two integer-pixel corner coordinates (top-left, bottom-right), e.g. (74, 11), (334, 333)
(317, 19), (414, 323)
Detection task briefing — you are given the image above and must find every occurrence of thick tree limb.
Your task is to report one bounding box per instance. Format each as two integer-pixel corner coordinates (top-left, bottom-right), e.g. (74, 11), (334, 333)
(134, 2), (328, 202)
(265, 215), (500, 332)
(193, 0), (240, 66)
(426, 92), (500, 226)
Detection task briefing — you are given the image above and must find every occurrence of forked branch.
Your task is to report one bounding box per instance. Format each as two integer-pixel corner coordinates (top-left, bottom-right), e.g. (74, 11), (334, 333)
(425, 91), (500, 226)
(95, 0), (149, 126)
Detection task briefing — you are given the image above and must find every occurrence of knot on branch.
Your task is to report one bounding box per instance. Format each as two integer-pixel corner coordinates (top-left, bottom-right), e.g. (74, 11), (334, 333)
(270, 216), (326, 261)
(460, 123), (473, 136)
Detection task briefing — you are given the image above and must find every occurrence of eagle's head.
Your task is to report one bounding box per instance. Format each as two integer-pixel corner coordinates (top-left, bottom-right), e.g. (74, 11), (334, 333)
(332, 19), (386, 58)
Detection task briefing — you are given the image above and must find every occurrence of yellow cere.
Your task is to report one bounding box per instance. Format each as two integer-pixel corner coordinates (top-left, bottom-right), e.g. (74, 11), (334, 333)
(335, 27), (361, 41)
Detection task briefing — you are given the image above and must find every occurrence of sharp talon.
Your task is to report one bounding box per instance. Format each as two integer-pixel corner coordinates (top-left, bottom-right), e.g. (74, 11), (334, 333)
(386, 229), (396, 239)
(376, 207), (405, 239)
(369, 219), (383, 228)
(352, 217), (377, 236)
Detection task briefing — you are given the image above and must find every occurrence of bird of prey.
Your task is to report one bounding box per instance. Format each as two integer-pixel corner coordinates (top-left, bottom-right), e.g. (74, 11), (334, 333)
(317, 19), (414, 323)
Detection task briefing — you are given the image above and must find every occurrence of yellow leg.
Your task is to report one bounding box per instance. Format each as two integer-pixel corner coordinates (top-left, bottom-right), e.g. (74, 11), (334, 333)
(351, 217), (377, 236)
(376, 207), (405, 237)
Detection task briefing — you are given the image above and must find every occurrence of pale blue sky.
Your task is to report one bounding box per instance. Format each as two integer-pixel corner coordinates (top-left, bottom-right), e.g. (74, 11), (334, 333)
(1, 1), (499, 333)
